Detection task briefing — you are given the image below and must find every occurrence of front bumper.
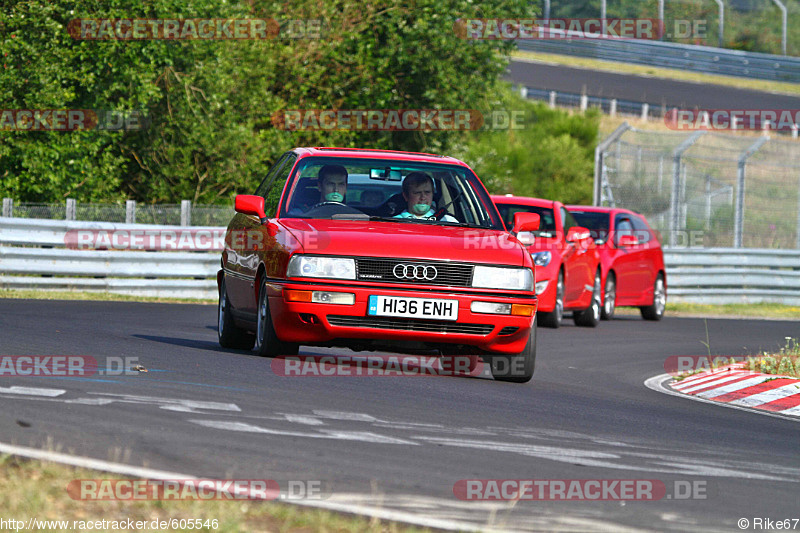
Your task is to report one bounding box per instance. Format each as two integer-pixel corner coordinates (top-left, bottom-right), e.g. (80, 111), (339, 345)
(268, 281), (537, 354)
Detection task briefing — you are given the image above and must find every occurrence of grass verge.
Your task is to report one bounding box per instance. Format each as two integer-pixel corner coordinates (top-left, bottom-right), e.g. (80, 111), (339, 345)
(511, 49), (800, 97)
(0, 289), (216, 305)
(0, 454), (428, 533)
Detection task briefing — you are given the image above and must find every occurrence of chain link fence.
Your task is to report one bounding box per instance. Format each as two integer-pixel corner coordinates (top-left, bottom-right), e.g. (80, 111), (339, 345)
(596, 125), (800, 249)
(1, 198), (234, 227)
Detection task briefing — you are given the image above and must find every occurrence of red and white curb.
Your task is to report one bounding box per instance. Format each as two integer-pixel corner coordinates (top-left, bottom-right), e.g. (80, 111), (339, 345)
(645, 364), (800, 422)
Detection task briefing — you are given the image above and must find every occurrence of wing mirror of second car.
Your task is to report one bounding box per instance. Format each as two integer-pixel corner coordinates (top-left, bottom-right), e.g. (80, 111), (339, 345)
(512, 212), (540, 233)
(617, 234), (638, 247)
(235, 195), (268, 224)
(566, 226), (593, 246)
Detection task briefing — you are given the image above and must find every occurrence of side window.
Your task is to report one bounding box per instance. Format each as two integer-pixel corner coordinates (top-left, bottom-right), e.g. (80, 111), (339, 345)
(560, 206), (577, 233)
(255, 153), (291, 197)
(631, 215), (652, 243)
(615, 216), (634, 246)
(264, 154), (298, 216)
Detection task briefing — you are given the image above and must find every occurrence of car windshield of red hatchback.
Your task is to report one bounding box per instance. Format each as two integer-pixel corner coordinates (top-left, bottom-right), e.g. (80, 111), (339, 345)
(569, 211), (610, 243)
(280, 157), (500, 229)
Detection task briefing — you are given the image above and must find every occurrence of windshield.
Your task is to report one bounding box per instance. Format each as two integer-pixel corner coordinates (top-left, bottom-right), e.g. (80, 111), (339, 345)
(496, 203), (557, 237)
(278, 156), (503, 229)
(569, 211), (611, 242)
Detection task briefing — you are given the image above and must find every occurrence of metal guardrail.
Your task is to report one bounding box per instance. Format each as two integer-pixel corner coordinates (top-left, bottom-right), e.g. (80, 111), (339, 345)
(517, 37), (800, 82)
(664, 248), (800, 305)
(0, 217), (219, 300)
(2, 219), (799, 304)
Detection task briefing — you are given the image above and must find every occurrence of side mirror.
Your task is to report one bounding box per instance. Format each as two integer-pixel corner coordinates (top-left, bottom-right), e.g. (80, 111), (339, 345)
(512, 212), (540, 233)
(617, 234), (638, 247)
(566, 226), (591, 243)
(516, 231), (535, 245)
(235, 195), (267, 223)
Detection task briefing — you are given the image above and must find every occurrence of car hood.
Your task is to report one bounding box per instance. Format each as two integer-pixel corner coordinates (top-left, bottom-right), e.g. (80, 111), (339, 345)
(280, 219), (528, 266)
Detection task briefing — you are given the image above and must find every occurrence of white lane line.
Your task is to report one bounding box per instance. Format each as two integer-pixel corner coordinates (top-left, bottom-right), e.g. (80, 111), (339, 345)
(281, 414), (325, 426)
(0, 386), (66, 397)
(673, 371), (749, 389)
(729, 383), (800, 408)
(677, 373), (754, 393)
(190, 419), (419, 445)
(644, 374), (800, 423)
(0, 442), (498, 533)
(696, 376), (770, 399)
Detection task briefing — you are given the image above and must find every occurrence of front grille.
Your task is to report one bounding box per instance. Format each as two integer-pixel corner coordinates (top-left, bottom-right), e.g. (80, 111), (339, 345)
(355, 258), (473, 287)
(327, 315), (494, 335)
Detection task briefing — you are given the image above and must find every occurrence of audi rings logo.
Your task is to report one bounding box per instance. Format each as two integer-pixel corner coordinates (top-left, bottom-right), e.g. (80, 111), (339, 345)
(393, 263), (438, 281)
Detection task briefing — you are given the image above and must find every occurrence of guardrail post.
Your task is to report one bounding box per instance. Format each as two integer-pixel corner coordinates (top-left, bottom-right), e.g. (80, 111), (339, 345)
(580, 94), (588, 112)
(658, 0), (664, 41)
(640, 103), (649, 121)
(609, 99), (617, 117)
(66, 198), (76, 221)
(791, 124), (798, 139)
(520, 86), (528, 99)
(600, 0), (606, 34)
(734, 136), (769, 248)
(713, 0), (724, 48)
(670, 131), (705, 247)
(543, 0), (550, 20)
(549, 91), (556, 108)
(2, 198), (12, 218)
(126, 200), (136, 224)
(181, 200), (192, 227)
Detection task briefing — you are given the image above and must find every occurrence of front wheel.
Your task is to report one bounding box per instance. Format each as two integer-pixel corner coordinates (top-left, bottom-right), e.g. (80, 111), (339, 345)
(218, 277), (255, 350)
(539, 271), (563, 329)
(490, 316), (537, 383)
(640, 274), (666, 321)
(601, 273), (616, 320)
(574, 270), (601, 327)
(255, 277), (299, 357)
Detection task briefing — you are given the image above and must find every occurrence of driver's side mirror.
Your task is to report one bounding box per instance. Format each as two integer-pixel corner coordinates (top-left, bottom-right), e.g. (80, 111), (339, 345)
(512, 212), (540, 233)
(235, 194), (267, 223)
(617, 234), (638, 247)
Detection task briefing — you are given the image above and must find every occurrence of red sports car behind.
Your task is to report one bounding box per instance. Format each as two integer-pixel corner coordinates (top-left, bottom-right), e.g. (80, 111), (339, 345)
(567, 206), (667, 321)
(492, 195), (602, 329)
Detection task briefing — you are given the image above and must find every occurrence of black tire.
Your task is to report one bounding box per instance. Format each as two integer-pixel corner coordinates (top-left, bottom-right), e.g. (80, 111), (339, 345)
(640, 274), (666, 321)
(490, 316), (537, 383)
(218, 277), (255, 350)
(538, 270), (563, 329)
(601, 273), (616, 320)
(255, 277), (299, 357)
(574, 270), (601, 327)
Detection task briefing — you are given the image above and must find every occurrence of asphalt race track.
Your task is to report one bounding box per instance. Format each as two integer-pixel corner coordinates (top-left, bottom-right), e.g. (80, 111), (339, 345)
(507, 59), (800, 111)
(1, 299), (798, 532)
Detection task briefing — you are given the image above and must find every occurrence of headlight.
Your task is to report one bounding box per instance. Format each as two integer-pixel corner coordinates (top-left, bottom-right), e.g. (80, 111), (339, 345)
(472, 266), (533, 291)
(286, 255), (355, 280)
(531, 251), (551, 267)
(535, 280), (549, 295)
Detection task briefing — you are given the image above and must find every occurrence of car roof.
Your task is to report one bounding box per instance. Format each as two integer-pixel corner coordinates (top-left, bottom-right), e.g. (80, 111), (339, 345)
(491, 195), (558, 208)
(566, 205), (638, 216)
(293, 147), (467, 166)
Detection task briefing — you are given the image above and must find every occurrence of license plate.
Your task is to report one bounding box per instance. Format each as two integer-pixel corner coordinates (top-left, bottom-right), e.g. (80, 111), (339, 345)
(368, 295), (459, 321)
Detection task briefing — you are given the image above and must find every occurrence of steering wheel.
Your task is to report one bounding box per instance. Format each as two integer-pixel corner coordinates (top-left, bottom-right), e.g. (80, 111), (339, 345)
(309, 201), (346, 209)
(304, 202), (365, 218)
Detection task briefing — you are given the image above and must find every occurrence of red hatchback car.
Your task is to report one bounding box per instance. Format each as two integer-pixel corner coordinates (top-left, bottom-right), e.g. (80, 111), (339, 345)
(566, 206), (667, 321)
(492, 195), (602, 329)
(218, 148), (542, 382)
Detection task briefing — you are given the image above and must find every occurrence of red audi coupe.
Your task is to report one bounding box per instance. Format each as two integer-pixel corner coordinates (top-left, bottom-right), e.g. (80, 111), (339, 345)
(566, 206), (666, 321)
(492, 195), (602, 329)
(218, 148), (541, 382)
